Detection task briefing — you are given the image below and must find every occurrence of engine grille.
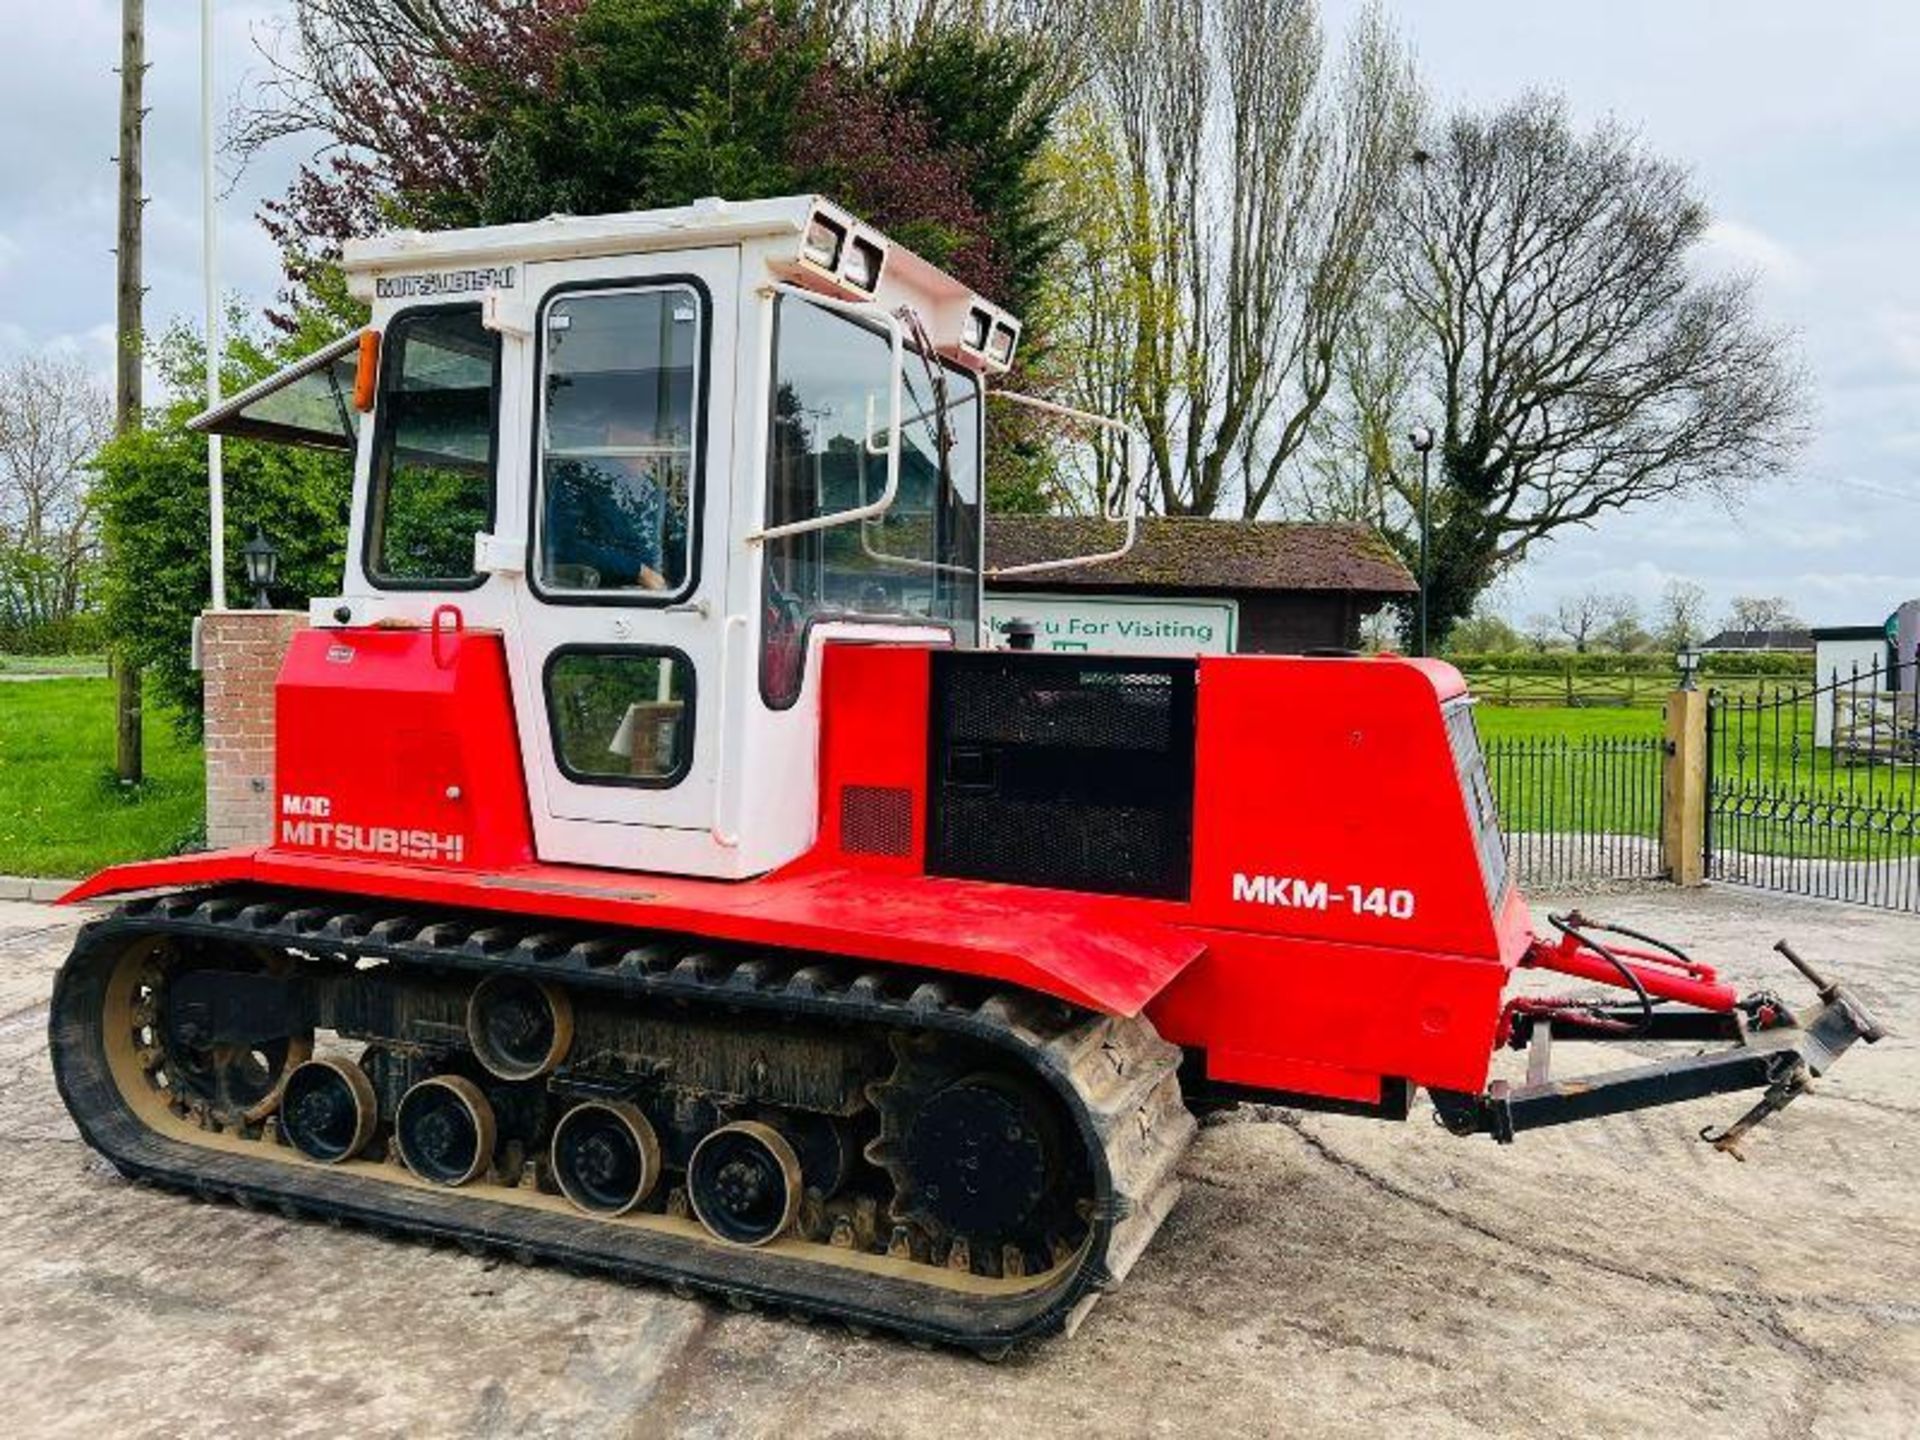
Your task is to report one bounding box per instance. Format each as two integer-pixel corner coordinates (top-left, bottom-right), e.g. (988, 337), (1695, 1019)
(926, 653), (1197, 900)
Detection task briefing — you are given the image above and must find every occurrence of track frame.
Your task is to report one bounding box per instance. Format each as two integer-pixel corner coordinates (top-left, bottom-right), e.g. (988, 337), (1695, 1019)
(51, 886), (1193, 1352)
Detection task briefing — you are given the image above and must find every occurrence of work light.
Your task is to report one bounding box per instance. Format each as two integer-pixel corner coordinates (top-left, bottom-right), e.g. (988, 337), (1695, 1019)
(803, 214), (846, 271)
(963, 306), (992, 352)
(844, 237), (884, 293)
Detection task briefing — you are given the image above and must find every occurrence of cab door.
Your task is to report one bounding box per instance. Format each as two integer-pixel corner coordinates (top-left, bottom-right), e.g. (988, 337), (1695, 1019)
(505, 248), (739, 853)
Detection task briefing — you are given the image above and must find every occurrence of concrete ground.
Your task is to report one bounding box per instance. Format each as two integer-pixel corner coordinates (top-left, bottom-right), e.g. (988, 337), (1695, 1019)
(0, 886), (1914, 1440)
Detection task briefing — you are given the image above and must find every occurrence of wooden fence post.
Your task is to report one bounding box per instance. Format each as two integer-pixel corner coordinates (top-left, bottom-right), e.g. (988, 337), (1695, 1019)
(1662, 688), (1707, 885)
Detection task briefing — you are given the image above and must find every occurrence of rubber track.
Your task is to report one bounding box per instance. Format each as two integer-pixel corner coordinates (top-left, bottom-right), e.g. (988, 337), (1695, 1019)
(50, 886), (1195, 1353)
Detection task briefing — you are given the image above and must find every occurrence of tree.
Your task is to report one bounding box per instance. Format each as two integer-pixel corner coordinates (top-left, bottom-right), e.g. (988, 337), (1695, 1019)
(1363, 95), (1805, 642)
(242, 0), (1063, 512)
(1594, 594), (1646, 653)
(1550, 588), (1640, 653)
(1444, 605), (1523, 654)
(1653, 577), (1708, 651)
(1552, 590), (1609, 653)
(1724, 595), (1803, 634)
(244, 1), (1056, 313)
(0, 356), (111, 641)
(92, 319), (354, 734)
(1070, 0), (1419, 517)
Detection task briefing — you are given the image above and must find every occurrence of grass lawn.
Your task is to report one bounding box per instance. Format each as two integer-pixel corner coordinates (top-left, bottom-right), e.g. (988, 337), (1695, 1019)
(0, 678), (204, 878)
(1472, 705), (1665, 839)
(1472, 705), (1660, 742)
(1472, 699), (1920, 859)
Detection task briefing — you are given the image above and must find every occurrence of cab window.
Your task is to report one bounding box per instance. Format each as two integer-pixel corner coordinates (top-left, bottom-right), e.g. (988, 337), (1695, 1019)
(536, 285), (703, 597)
(546, 648), (694, 787)
(761, 295), (982, 708)
(365, 308), (498, 585)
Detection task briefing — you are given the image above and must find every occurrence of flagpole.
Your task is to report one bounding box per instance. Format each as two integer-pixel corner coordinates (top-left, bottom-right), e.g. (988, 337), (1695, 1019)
(203, 0), (225, 610)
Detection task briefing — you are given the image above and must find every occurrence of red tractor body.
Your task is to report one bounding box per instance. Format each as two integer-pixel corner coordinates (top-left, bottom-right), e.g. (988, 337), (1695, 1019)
(71, 627), (1527, 1108)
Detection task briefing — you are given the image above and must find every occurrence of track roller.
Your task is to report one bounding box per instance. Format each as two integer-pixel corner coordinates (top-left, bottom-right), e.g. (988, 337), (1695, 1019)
(551, 1101), (663, 1217)
(280, 1056), (378, 1164)
(466, 974), (573, 1080)
(395, 1075), (496, 1186)
(688, 1120), (803, 1247)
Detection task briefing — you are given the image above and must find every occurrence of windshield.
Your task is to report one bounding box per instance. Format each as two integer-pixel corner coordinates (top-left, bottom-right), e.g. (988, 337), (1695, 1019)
(761, 295), (981, 708)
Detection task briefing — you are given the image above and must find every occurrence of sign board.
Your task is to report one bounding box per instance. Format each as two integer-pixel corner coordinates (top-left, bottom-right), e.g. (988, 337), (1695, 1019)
(984, 592), (1238, 656)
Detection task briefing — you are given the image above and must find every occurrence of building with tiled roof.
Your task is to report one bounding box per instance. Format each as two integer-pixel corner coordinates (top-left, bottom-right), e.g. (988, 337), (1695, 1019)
(984, 515), (1416, 655)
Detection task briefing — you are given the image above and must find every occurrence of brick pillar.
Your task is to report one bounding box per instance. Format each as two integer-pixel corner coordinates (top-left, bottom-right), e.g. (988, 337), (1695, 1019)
(201, 610), (308, 850)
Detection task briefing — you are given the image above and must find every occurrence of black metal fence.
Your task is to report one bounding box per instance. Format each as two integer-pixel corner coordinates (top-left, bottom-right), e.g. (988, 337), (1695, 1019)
(1483, 734), (1668, 886)
(1708, 658), (1920, 911)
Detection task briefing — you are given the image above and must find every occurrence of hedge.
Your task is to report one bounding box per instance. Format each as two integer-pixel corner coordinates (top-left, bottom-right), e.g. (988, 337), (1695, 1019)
(0, 613), (106, 656)
(1445, 651), (1815, 678)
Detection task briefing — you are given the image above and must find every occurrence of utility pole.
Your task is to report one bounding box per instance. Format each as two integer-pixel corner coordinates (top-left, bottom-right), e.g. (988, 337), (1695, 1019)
(113, 0), (146, 783)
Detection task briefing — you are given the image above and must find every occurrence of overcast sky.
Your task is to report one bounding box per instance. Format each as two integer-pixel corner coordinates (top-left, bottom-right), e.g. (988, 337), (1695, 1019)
(3, 1), (1916, 632)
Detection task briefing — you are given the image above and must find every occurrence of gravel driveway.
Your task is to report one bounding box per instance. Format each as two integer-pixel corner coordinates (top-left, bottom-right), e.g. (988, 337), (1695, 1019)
(0, 885), (1912, 1439)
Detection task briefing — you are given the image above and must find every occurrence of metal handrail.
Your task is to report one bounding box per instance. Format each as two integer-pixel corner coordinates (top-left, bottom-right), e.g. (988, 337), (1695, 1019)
(983, 389), (1143, 579)
(745, 283), (905, 545)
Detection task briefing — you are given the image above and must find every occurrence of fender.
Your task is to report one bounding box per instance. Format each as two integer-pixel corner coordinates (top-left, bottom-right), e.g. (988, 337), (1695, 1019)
(62, 852), (1205, 1018)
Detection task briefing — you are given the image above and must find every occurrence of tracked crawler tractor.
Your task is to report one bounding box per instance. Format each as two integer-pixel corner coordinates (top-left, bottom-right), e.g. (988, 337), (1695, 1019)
(51, 197), (1883, 1352)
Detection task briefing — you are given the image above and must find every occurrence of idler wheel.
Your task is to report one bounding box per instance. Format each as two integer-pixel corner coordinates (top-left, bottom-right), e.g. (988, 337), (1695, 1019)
(552, 1101), (663, 1217)
(466, 974), (573, 1081)
(396, 1075), (496, 1186)
(688, 1120), (803, 1247)
(280, 1056), (378, 1164)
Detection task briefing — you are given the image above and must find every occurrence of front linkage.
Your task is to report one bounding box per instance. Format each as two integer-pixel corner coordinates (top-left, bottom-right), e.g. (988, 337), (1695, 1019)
(1430, 914), (1886, 1155)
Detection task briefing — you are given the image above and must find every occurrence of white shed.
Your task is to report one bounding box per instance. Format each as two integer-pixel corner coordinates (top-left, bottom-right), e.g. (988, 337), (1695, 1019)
(1811, 624), (1892, 747)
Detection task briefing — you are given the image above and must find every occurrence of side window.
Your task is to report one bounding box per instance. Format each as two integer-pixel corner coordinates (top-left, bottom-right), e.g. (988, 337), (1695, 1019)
(546, 650), (694, 786)
(366, 308), (498, 585)
(761, 296), (982, 709)
(536, 286), (702, 597)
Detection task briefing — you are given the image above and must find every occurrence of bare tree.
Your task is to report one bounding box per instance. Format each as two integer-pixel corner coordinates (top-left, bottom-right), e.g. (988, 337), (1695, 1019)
(1346, 95), (1809, 639)
(1653, 577), (1708, 650)
(0, 358), (111, 632)
(1552, 590), (1610, 653)
(1724, 595), (1803, 634)
(235, 0), (502, 166)
(842, 0), (1091, 75)
(1070, 0), (1419, 517)
(1551, 588), (1641, 653)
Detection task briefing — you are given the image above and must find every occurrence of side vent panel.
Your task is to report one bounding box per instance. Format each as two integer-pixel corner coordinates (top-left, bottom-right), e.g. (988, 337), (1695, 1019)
(840, 784), (915, 858)
(926, 653), (1198, 900)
